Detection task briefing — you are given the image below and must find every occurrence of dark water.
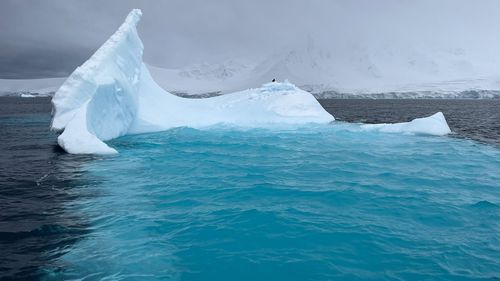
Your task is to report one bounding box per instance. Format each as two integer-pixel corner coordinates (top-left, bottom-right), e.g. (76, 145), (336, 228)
(319, 99), (500, 147)
(0, 97), (95, 280)
(0, 97), (499, 280)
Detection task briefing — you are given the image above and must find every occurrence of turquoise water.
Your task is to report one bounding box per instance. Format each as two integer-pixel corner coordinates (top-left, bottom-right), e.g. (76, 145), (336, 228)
(45, 124), (500, 280)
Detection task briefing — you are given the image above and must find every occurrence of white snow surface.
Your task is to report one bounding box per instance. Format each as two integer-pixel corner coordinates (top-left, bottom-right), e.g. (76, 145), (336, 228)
(0, 77), (66, 96)
(51, 9), (451, 154)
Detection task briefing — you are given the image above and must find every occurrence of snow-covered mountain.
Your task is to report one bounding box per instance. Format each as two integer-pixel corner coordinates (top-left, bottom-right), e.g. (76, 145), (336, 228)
(147, 60), (254, 95)
(2, 38), (500, 99)
(147, 37), (500, 98)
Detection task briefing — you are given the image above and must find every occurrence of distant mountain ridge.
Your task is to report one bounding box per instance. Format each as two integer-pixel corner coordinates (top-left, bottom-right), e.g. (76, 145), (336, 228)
(0, 77), (66, 97)
(147, 37), (500, 98)
(3, 38), (500, 99)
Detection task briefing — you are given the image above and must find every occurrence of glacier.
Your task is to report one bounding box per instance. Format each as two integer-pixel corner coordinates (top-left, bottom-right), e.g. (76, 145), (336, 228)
(50, 9), (451, 154)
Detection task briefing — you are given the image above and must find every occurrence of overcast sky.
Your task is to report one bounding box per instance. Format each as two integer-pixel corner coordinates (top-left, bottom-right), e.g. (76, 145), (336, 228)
(1, 0), (499, 78)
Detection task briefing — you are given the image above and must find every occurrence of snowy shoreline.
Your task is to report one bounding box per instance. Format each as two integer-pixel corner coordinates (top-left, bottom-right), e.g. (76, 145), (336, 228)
(0, 77), (66, 97)
(3, 88), (500, 99)
(172, 89), (500, 100)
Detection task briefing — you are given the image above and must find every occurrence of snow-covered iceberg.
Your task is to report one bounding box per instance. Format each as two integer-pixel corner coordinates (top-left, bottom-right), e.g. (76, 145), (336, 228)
(50, 9), (451, 154)
(50, 9), (334, 154)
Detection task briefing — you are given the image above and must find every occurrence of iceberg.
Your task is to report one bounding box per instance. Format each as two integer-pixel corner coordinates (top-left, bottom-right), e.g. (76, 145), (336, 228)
(50, 9), (451, 154)
(360, 112), (452, 136)
(50, 9), (334, 154)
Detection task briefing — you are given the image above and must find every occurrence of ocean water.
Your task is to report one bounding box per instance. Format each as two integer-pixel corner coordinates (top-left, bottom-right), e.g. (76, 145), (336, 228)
(1, 97), (500, 280)
(319, 99), (500, 147)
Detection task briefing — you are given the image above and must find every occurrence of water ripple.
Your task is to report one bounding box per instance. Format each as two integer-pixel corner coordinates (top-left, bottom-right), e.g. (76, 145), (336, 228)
(38, 125), (500, 280)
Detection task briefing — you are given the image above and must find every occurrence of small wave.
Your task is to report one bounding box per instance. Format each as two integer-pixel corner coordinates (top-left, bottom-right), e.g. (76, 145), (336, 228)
(470, 200), (499, 210)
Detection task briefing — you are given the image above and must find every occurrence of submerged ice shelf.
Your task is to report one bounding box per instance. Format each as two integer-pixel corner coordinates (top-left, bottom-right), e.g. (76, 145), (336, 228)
(50, 9), (451, 154)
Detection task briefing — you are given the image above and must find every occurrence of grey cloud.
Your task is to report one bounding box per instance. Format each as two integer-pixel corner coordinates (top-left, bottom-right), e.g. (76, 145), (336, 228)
(1, 0), (499, 78)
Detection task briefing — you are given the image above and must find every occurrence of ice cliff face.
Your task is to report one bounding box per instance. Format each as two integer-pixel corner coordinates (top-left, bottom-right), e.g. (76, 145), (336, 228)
(50, 9), (335, 154)
(51, 9), (143, 154)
